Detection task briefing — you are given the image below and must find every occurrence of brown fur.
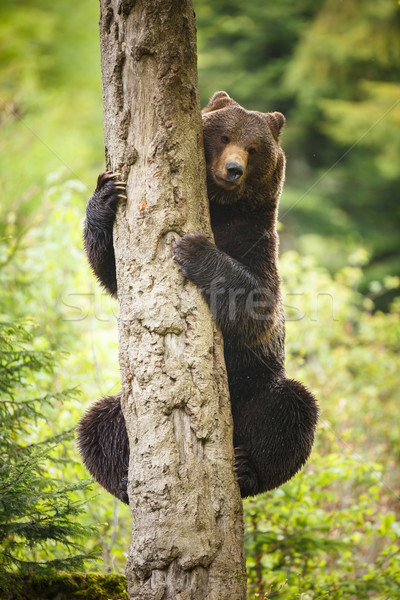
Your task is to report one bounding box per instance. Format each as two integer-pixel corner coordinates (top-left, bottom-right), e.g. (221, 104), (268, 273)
(77, 92), (318, 503)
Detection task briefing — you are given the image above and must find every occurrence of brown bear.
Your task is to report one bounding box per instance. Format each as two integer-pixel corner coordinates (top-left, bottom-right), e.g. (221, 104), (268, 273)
(77, 91), (318, 503)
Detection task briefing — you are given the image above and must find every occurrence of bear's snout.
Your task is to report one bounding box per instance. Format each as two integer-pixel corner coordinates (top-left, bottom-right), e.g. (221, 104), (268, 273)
(226, 161), (244, 182)
(212, 144), (248, 190)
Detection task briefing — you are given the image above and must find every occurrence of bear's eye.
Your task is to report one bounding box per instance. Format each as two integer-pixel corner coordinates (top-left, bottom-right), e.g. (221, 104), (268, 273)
(221, 136), (229, 144)
(248, 147), (257, 155)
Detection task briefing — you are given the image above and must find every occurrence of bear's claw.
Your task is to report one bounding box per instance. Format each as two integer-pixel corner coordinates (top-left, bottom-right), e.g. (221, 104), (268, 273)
(234, 445), (260, 498)
(119, 476), (129, 505)
(94, 171), (127, 207)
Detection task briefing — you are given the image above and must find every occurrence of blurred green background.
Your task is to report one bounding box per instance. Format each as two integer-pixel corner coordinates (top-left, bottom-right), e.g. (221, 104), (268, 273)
(0, 0), (399, 597)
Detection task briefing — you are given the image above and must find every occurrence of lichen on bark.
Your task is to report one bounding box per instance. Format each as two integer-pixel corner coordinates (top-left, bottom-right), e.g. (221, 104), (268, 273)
(99, 1), (246, 597)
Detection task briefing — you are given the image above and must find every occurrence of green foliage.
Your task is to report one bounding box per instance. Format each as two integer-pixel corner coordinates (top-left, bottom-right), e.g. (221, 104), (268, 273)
(0, 178), (130, 572)
(0, 321), (97, 584)
(195, 0), (324, 111)
(245, 455), (400, 598)
(282, 0), (400, 299)
(0, 0), (103, 228)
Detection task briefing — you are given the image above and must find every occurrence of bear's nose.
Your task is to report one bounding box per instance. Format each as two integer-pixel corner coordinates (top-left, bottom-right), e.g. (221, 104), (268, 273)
(226, 161), (244, 181)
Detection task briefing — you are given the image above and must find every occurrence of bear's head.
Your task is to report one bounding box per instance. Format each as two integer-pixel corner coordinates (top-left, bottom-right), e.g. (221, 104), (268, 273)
(202, 91), (286, 209)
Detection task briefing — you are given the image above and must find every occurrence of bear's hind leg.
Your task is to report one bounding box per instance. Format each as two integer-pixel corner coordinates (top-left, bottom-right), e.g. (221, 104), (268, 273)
(76, 393), (130, 504)
(232, 375), (318, 498)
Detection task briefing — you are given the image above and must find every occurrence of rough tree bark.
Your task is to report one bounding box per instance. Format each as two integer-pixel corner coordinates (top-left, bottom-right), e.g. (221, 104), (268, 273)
(99, 1), (246, 598)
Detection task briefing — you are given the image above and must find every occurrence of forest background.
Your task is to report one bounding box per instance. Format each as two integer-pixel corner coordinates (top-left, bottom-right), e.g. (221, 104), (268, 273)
(0, 0), (399, 597)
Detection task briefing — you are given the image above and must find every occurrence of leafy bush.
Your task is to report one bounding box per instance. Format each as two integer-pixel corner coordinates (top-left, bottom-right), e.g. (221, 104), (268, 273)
(245, 453), (400, 598)
(0, 321), (96, 590)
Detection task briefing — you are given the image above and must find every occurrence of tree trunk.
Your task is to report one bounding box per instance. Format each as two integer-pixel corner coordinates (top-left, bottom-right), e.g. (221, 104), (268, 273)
(98, 1), (246, 598)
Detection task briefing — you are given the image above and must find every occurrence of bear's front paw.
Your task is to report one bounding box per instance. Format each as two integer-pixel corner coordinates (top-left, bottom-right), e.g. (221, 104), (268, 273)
(94, 171), (127, 207)
(174, 232), (213, 280)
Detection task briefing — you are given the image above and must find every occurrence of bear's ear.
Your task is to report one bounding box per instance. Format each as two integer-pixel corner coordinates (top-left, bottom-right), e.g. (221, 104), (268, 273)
(202, 91), (239, 114)
(265, 112), (286, 140)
